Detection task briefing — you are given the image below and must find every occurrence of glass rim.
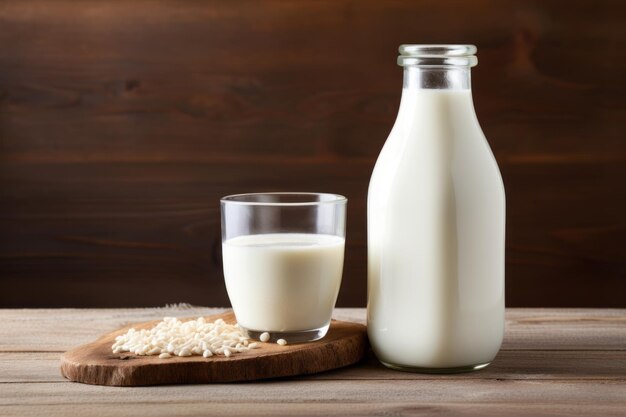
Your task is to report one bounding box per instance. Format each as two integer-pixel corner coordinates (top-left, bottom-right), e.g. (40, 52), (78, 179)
(220, 192), (347, 207)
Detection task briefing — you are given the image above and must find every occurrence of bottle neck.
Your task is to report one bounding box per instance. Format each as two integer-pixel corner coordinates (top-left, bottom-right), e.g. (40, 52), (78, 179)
(403, 66), (471, 90)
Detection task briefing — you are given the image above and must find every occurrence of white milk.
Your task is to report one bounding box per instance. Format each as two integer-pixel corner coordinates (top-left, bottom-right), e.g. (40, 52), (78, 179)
(367, 89), (505, 369)
(222, 233), (345, 332)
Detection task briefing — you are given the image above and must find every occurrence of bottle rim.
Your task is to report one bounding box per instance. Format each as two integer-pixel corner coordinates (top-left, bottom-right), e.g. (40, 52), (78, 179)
(398, 44), (478, 67)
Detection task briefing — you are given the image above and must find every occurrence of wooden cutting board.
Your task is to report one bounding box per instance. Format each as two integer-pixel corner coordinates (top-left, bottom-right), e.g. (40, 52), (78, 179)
(60, 311), (368, 386)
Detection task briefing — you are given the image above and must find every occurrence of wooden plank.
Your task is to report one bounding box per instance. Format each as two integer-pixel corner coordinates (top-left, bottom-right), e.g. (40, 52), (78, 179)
(504, 308), (626, 350)
(0, 161), (370, 308)
(0, 403), (625, 417)
(1, 380), (625, 406)
(0, 352), (65, 383)
(0, 0), (625, 309)
(0, 1), (623, 161)
(1, 160), (625, 309)
(2, 308), (626, 352)
(3, 349), (626, 384)
(311, 350), (626, 381)
(0, 306), (226, 351)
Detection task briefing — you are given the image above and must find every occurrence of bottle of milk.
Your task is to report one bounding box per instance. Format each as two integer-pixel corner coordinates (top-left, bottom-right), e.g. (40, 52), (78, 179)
(367, 45), (505, 372)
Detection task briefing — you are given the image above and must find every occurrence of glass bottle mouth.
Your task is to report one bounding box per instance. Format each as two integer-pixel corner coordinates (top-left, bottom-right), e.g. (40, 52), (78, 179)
(398, 44), (478, 67)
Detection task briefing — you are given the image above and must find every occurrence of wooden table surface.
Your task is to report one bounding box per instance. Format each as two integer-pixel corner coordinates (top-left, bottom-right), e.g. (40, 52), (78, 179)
(1, 307), (625, 416)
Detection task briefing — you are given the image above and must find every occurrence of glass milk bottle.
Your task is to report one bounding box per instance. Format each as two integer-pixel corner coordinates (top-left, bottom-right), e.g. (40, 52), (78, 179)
(367, 45), (505, 372)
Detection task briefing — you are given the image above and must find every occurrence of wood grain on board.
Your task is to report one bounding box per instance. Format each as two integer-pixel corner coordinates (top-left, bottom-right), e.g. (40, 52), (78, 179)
(60, 311), (368, 386)
(1, 1), (625, 308)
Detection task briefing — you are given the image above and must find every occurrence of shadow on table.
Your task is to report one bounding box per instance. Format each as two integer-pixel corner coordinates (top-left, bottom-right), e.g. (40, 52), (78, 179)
(303, 349), (626, 380)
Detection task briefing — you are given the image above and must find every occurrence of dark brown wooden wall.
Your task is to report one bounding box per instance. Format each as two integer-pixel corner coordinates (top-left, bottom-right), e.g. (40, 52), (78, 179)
(1, 0), (624, 308)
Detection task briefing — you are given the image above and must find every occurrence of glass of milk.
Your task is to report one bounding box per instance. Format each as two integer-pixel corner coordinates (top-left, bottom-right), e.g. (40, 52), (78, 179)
(221, 192), (347, 343)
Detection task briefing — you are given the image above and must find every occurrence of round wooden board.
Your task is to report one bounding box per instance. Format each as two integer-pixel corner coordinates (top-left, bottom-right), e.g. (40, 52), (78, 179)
(60, 311), (368, 386)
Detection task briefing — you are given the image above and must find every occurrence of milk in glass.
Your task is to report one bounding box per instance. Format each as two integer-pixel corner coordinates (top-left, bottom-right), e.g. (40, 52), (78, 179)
(223, 233), (345, 332)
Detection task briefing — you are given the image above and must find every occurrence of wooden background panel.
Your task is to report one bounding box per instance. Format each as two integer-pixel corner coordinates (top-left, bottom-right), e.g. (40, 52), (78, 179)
(0, 0), (624, 307)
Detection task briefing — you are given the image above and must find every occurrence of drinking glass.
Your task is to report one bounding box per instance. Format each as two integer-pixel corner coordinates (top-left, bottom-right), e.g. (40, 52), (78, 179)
(221, 192), (347, 343)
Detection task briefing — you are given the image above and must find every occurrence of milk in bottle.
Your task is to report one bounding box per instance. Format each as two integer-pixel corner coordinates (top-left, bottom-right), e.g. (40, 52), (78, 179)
(367, 45), (505, 372)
